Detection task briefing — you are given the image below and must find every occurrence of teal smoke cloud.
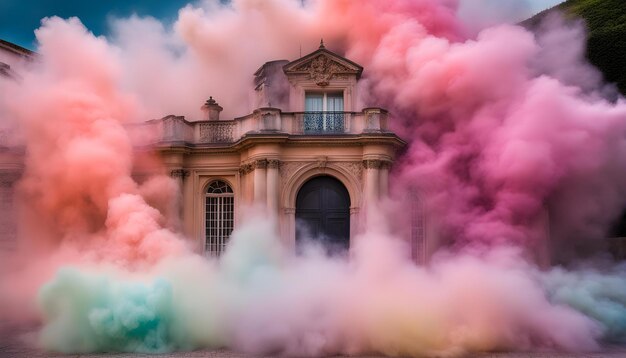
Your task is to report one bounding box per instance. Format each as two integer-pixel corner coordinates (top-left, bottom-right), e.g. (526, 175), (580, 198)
(543, 264), (626, 344)
(38, 268), (186, 353)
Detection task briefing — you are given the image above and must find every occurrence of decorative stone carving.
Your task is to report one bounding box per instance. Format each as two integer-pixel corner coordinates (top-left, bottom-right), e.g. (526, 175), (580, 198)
(279, 161), (364, 197)
(199, 122), (234, 143)
(170, 169), (189, 178)
(363, 159), (383, 169)
(239, 163), (254, 175)
(283, 41), (363, 86)
(254, 159), (268, 169)
(362, 159), (392, 170)
(294, 54), (351, 87)
(317, 156), (327, 169)
(279, 161), (308, 195)
(335, 161), (364, 187)
(267, 159), (280, 169)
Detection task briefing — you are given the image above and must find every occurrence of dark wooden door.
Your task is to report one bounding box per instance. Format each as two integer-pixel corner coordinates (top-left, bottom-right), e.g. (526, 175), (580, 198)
(296, 176), (350, 251)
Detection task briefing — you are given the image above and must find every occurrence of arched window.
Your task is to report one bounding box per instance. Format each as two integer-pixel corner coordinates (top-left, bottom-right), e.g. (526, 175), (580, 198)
(205, 180), (234, 256)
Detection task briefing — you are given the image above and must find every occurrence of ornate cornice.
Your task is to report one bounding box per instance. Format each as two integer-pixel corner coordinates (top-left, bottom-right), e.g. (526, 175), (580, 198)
(155, 133), (407, 156)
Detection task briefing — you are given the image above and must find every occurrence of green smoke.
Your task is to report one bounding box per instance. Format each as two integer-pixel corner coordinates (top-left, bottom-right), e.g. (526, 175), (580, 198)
(38, 268), (188, 353)
(543, 264), (626, 344)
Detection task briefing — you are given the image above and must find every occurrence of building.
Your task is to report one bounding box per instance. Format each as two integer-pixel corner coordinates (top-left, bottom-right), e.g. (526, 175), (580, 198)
(149, 41), (407, 255)
(0, 40), (35, 257)
(0, 39), (34, 80)
(0, 39), (411, 258)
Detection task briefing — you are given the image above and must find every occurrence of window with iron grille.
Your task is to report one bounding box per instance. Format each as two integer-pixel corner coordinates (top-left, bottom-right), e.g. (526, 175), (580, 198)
(205, 180), (234, 256)
(410, 189), (426, 265)
(304, 91), (345, 133)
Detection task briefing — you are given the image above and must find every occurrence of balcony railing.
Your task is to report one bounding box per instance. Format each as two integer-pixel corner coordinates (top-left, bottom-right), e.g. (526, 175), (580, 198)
(149, 107), (388, 144)
(301, 112), (346, 134)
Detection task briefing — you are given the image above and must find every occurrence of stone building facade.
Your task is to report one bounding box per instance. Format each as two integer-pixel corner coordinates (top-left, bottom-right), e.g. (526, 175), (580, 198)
(150, 42), (407, 255)
(0, 39), (410, 258)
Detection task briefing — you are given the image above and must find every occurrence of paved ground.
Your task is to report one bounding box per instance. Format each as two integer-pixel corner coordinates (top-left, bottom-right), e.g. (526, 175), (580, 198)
(2, 326), (625, 358)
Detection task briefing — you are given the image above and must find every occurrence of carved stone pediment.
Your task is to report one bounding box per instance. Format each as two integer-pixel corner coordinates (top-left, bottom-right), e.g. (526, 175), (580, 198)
(283, 47), (363, 86)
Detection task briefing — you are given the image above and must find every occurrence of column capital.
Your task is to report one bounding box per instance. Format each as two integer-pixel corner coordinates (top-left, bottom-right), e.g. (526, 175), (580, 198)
(380, 160), (392, 170)
(255, 159), (268, 169)
(239, 163), (254, 175)
(267, 159), (280, 169)
(170, 169), (189, 178)
(362, 159), (383, 169)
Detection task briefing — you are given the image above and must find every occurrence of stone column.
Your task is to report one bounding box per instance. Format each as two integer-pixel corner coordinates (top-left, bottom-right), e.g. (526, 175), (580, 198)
(379, 161), (391, 199)
(363, 159), (381, 206)
(266, 159), (280, 213)
(253, 159), (268, 205)
(238, 163), (254, 206)
(350, 207), (360, 243)
(283, 207), (297, 249)
(170, 169), (189, 232)
(170, 169), (189, 191)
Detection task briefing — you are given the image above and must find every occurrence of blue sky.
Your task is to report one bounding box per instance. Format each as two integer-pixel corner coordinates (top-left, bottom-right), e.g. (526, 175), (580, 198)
(1, 0), (564, 51)
(0, 0), (191, 49)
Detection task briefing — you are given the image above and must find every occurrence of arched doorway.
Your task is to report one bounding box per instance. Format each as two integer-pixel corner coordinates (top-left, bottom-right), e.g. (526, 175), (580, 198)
(296, 175), (350, 251)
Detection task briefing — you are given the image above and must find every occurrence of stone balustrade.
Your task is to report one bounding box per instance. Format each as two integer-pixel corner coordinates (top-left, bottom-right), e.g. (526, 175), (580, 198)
(151, 107), (390, 145)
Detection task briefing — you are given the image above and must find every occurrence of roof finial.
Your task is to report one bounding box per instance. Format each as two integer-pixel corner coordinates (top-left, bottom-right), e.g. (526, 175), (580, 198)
(205, 96), (217, 106)
(319, 38), (325, 49)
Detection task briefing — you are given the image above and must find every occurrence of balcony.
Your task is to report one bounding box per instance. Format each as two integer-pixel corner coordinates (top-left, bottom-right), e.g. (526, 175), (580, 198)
(299, 112), (346, 134)
(142, 108), (390, 145)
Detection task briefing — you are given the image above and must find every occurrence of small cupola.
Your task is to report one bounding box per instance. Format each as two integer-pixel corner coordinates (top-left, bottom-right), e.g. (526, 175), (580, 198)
(201, 96), (223, 121)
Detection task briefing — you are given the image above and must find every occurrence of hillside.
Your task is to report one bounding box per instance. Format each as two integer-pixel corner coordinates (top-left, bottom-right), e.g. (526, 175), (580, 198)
(525, 0), (626, 95)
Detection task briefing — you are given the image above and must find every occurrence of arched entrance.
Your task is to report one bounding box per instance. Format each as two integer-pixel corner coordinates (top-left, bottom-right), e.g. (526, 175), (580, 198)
(296, 175), (350, 251)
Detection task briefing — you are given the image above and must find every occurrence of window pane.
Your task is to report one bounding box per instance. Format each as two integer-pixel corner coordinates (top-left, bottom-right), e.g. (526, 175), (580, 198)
(206, 180), (234, 256)
(327, 93), (343, 112)
(305, 93), (323, 112)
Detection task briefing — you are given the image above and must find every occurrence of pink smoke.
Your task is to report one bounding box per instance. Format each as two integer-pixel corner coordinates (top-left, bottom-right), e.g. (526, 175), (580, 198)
(315, 1), (626, 258)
